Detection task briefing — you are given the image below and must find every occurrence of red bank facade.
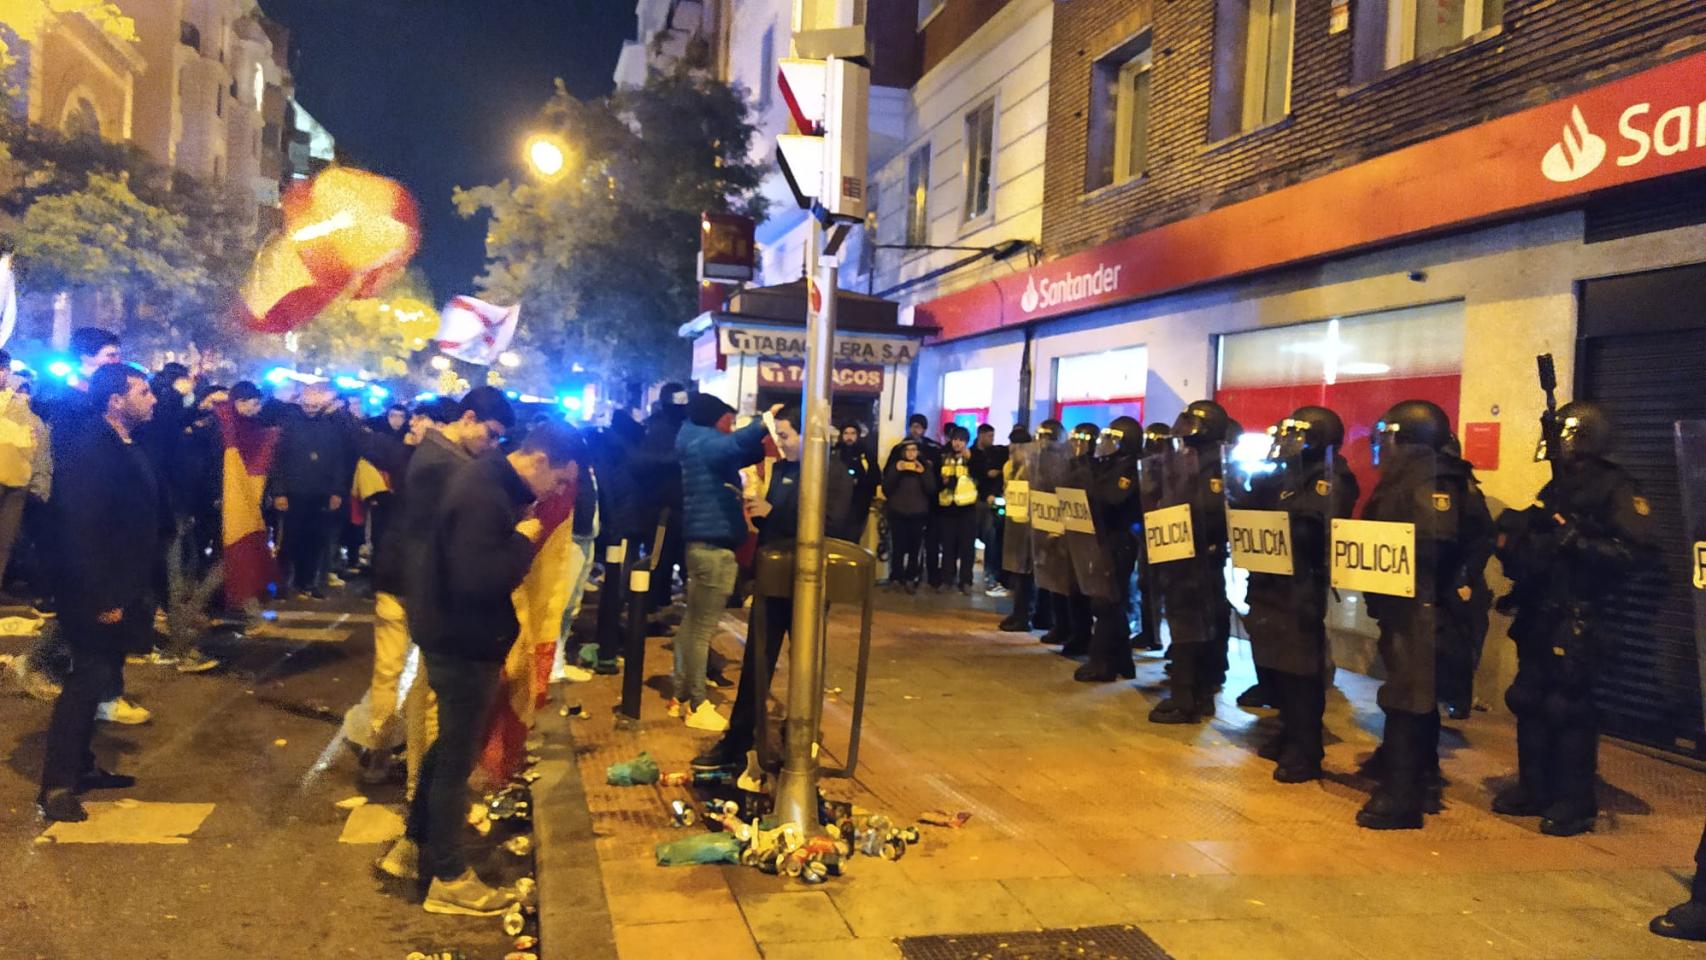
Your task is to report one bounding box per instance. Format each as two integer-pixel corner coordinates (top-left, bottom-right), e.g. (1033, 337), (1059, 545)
(905, 3), (1706, 756)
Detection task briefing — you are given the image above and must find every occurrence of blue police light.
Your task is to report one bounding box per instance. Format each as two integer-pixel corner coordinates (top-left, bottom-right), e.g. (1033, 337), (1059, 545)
(560, 395), (582, 411)
(505, 390), (519, 400)
(47, 360), (72, 379)
(334, 375), (365, 391)
(264, 367), (294, 386)
(414, 392), (437, 403)
(367, 384), (390, 399)
(8, 359), (24, 372)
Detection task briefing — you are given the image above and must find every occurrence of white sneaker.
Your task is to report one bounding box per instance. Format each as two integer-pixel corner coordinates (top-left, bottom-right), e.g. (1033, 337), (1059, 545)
(550, 665), (594, 683)
(96, 697), (152, 725)
(986, 584), (1011, 598)
(684, 701), (729, 732)
(423, 868), (516, 916)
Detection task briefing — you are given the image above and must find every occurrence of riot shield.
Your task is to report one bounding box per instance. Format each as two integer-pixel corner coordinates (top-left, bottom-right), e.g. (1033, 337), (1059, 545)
(1337, 445), (1443, 716)
(1031, 438), (1075, 595)
(1001, 441), (1035, 575)
(1061, 455), (1117, 601)
(1223, 443), (1342, 678)
(1140, 446), (1219, 654)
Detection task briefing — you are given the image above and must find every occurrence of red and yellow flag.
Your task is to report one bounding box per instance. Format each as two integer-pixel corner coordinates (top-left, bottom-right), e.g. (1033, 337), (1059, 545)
(475, 479), (577, 789)
(215, 403), (280, 609)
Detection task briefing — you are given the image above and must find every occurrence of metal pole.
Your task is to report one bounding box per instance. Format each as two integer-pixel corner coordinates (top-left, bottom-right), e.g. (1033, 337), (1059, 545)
(774, 218), (835, 833)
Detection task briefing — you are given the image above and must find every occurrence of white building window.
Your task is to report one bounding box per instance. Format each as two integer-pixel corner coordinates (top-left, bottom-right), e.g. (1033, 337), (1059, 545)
(1086, 32), (1153, 191)
(962, 100), (995, 221)
(1383, 0), (1502, 67)
(942, 367), (994, 432)
(1211, 0), (1295, 137)
(1054, 346), (1148, 425)
(905, 145), (930, 247)
(756, 26), (775, 111)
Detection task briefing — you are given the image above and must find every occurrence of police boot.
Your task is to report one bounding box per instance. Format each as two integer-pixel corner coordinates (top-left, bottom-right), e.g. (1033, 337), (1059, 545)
(1651, 901), (1706, 942)
(1492, 713), (1551, 816)
(1274, 672), (1326, 784)
(1357, 712), (1424, 830)
(1422, 709), (1445, 814)
(999, 577), (1034, 632)
(1150, 646), (1206, 724)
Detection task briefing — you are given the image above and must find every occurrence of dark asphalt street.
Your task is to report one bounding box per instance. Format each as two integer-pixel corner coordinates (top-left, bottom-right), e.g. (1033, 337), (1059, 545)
(0, 594), (530, 960)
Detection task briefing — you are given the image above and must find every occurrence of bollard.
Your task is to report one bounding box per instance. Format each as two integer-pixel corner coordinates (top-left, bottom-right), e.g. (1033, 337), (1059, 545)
(595, 539), (628, 665)
(619, 511), (671, 722)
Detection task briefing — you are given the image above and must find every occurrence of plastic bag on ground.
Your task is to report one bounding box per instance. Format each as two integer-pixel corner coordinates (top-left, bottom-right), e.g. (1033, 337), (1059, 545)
(606, 751), (661, 786)
(655, 832), (741, 866)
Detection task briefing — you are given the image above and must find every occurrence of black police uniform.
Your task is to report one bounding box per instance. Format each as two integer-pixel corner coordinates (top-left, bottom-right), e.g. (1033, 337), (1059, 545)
(1358, 426), (1492, 829)
(1242, 443), (1358, 780)
(1077, 419), (1142, 682)
(1493, 443), (1656, 835)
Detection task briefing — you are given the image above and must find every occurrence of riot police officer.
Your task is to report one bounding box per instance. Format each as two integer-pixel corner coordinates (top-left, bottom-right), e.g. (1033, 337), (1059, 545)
(1492, 401), (1656, 836)
(1132, 423), (1171, 651)
(1357, 400), (1492, 830)
(1242, 407), (1359, 782)
(1148, 400), (1231, 724)
(1057, 424), (1102, 659)
(1030, 420), (1078, 648)
(1077, 417), (1143, 682)
(999, 427), (1037, 632)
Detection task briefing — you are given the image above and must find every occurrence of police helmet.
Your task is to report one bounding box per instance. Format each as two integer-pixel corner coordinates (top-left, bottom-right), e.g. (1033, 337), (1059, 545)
(1372, 400), (1452, 463)
(1142, 422), (1172, 455)
(1274, 405), (1345, 459)
(1555, 401), (1614, 460)
(1098, 415), (1142, 458)
(1171, 400), (1230, 446)
(1069, 422), (1100, 457)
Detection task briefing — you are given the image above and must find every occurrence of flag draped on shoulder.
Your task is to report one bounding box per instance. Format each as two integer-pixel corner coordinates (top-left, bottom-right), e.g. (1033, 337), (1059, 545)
(476, 479), (576, 789)
(214, 402), (280, 608)
(436, 296), (519, 366)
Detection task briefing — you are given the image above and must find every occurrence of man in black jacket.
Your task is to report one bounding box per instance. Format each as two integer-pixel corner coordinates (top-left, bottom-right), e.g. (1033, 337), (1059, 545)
(37, 365), (163, 822)
(402, 421), (583, 916)
(270, 382), (356, 599)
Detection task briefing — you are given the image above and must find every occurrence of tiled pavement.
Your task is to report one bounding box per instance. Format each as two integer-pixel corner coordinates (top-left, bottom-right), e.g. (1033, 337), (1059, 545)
(548, 586), (1706, 960)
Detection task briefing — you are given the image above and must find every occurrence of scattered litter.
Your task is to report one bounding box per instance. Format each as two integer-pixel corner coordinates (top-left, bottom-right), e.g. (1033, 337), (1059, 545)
(502, 835), (533, 857)
(517, 769), (542, 784)
(669, 799), (698, 828)
(917, 809), (972, 829)
(337, 804), (404, 845)
(467, 802), (492, 836)
(501, 905), (528, 938)
(558, 703), (590, 719)
(0, 616), (43, 636)
(333, 795), (368, 810)
(487, 786), (531, 823)
(656, 832), (742, 865)
(505, 953), (538, 960)
(606, 752), (660, 786)
(576, 642), (599, 667)
(514, 877), (537, 909)
(42, 801), (215, 845)
(660, 771), (690, 787)
(512, 936), (538, 951)
(405, 951), (465, 960)
(272, 739), (288, 747)
(903, 695), (917, 701)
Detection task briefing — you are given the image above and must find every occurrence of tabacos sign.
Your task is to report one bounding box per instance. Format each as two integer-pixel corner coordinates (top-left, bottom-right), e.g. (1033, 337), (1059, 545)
(1542, 96), (1706, 184)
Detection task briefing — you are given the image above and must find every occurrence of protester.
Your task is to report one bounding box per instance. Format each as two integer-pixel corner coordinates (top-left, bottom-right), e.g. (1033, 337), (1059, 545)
(268, 382), (356, 599)
(969, 423), (1009, 596)
(669, 394), (777, 731)
(0, 349), (44, 602)
(636, 383), (689, 621)
(932, 425), (978, 593)
(834, 422), (878, 543)
(395, 420), (582, 916)
(881, 440), (936, 592)
(36, 365), (163, 822)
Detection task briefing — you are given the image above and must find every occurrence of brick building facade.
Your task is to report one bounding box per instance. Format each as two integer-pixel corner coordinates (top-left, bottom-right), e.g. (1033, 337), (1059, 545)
(1042, 0), (1706, 258)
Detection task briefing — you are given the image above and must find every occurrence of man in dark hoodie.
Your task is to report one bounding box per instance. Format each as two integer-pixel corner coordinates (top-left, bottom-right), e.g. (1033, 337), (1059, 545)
(269, 382), (356, 599)
(670, 394), (778, 731)
(365, 389), (513, 793)
(637, 383), (690, 616)
(397, 420), (583, 916)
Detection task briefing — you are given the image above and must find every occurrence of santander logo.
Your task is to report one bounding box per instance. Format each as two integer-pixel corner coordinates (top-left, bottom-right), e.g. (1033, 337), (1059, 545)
(1019, 263), (1123, 314)
(1541, 105), (1606, 183)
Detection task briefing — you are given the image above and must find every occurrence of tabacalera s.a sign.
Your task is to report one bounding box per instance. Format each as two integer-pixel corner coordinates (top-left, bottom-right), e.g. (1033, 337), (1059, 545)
(756, 358), (885, 395)
(719, 324), (920, 365)
(917, 49), (1706, 341)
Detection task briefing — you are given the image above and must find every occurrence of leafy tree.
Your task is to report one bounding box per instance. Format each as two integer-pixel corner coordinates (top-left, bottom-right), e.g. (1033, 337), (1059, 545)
(455, 55), (769, 385)
(288, 268), (439, 381)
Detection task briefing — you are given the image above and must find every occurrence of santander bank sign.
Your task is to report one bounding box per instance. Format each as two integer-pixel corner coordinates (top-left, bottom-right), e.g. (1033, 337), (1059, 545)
(1542, 98), (1706, 183)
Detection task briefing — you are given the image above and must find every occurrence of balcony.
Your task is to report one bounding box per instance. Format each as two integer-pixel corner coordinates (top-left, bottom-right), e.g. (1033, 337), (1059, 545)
(179, 21), (201, 52)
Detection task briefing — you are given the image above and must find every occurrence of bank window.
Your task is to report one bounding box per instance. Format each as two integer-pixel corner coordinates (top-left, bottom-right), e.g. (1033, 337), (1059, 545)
(942, 367), (993, 433)
(1378, 0), (1503, 69)
(963, 100), (995, 221)
(1209, 0), (1295, 139)
(1054, 345), (1147, 425)
(1085, 32), (1153, 192)
(905, 145), (931, 246)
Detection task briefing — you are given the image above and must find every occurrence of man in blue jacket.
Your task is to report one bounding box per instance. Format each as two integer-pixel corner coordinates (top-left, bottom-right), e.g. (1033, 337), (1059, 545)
(671, 394), (780, 731)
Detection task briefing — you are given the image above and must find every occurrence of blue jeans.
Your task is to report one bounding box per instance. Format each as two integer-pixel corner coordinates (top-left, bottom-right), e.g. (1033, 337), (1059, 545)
(673, 542), (738, 706)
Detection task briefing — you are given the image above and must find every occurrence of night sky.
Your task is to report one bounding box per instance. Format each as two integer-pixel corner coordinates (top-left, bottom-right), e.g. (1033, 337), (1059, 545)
(259, 0), (631, 300)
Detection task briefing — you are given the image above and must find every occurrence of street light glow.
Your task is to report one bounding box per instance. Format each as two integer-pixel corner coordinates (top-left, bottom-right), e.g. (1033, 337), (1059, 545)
(498, 350), (521, 368)
(526, 134), (568, 180)
(430, 355), (451, 371)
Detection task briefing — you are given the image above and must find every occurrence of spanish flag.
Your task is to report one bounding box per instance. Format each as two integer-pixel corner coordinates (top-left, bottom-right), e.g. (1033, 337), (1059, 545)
(475, 478), (577, 789)
(214, 402), (280, 609)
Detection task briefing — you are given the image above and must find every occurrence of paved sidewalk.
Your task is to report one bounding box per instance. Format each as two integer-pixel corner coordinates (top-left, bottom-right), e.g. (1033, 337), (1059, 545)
(545, 586), (1706, 960)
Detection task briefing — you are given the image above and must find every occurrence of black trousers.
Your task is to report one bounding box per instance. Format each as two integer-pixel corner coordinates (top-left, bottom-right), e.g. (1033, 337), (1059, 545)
(40, 615), (132, 794)
(1061, 589), (1093, 652)
(1004, 573), (1034, 626)
(648, 513), (682, 608)
(1272, 669), (1327, 768)
(888, 514), (926, 585)
(408, 652), (501, 881)
(1694, 818), (1706, 901)
(725, 596), (790, 756)
(1506, 642), (1600, 819)
(932, 507), (976, 587)
(280, 503), (335, 592)
(1373, 707), (1440, 814)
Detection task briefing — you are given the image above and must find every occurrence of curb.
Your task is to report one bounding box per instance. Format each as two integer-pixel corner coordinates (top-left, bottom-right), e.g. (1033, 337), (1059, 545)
(534, 713), (619, 960)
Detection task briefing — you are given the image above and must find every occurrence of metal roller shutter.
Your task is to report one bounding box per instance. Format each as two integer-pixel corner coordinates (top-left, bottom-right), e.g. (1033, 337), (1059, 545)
(1580, 269), (1706, 758)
